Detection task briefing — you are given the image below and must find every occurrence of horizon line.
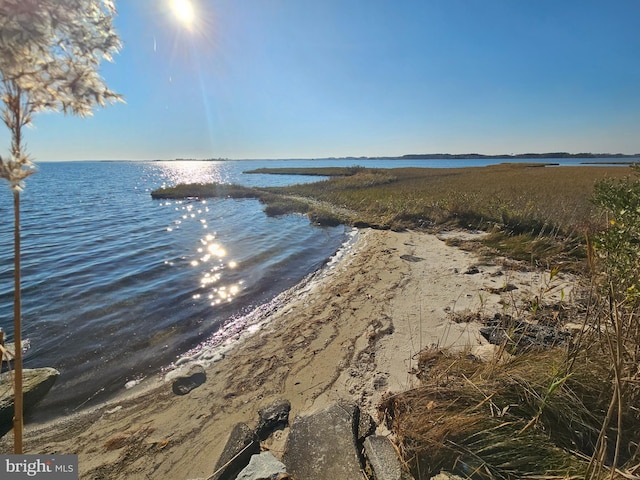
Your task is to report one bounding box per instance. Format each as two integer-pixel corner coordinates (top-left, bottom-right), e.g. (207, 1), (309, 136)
(35, 151), (640, 162)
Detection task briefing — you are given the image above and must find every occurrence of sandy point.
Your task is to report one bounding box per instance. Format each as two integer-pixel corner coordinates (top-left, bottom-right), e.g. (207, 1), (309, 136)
(0, 228), (579, 479)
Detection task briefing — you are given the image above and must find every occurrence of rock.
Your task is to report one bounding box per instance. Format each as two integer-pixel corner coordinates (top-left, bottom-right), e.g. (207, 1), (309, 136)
(486, 283), (517, 294)
(171, 364), (206, 395)
(464, 266), (480, 275)
(0, 340), (29, 358)
(400, 254), (424, 263)
(479, 319), (571, 353)
(0, 367), (59, 435)
(211, 422), (260, 480)
(469, 344), (501, 362)
(363, 435), (404, 480)
(236, 451), (287, 480)
(256, 398), (291, 440)
(357, 410), (376, 442)
(283, 401), (364, 480)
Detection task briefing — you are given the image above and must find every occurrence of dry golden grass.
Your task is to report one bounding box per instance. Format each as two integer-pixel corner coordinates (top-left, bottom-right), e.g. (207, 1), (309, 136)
(379, 346), (639, 479)
(265, 163), (631, 267)
(275, 164), (629, 235)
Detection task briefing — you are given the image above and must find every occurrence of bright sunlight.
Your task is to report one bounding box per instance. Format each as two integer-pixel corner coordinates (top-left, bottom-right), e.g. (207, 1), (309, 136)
(170, 0), (196, 29)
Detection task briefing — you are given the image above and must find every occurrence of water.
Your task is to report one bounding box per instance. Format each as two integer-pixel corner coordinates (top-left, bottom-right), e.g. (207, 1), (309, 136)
(0, 160), (350, 418)
(0, 157), (631, 419)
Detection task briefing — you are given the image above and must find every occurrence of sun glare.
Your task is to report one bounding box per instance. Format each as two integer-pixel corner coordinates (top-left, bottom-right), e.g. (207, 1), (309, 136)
(171, 0), (196, 28)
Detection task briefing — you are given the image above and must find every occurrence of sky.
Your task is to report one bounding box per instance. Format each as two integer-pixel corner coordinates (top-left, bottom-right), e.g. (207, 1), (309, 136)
(3, 0), (640, 161)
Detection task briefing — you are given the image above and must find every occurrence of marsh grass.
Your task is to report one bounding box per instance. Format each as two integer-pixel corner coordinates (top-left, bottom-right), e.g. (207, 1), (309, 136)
(271, 164), (624, 229)
(268, 164), (628, 261)
(379, 347), (633, 479)
(150, 181), (358, 226)
(261, 195), (311, 216)
(152, 164), (628, 233)
(482, 231), (585, 268)
(244, 165), (368, 176)
(150, 182), (258, 200)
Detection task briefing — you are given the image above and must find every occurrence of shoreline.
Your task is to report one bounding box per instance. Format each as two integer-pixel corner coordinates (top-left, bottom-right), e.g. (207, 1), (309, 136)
(0, 228), (578, 479)
(6, 228), (361, 429)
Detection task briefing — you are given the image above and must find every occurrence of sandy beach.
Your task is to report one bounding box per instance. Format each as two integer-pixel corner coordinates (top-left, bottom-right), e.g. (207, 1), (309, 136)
(0, 228), (577, 479)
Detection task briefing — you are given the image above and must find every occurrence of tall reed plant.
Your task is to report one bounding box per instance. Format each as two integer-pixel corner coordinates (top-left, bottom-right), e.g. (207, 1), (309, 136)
(0, 0), (122, 452)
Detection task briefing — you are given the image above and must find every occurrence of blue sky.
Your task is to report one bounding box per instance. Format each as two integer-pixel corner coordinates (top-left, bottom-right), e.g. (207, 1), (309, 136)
(4, 0), (640, 161)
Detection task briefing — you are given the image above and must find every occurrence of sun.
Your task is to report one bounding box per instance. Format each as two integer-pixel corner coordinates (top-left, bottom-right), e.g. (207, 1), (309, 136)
(170, 0), (196, 29)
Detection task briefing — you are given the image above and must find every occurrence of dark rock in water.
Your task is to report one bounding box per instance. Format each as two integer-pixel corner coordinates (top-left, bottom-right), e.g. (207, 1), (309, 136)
(172, 365), (206, 395)
(211, 422), (260, 480)
(0, 367), (59, 435)
(256, 398), (291, 440)
(283, 401), (364, 480)
(235, 451), (288, 480)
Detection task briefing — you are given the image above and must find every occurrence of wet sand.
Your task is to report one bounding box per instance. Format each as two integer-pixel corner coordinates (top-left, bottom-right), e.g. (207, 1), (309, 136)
(0, 229), (577, 479)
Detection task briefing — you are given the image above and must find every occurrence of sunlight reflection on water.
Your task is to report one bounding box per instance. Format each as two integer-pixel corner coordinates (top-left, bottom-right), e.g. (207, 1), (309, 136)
(153, 161), (256, 312)
(161, 195), (244, 311)
(156, 160), (231, 187)
(195, 231), (242, 306)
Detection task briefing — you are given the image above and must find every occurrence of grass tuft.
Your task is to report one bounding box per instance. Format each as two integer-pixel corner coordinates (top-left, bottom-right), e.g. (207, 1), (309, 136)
(379, 348), (627, 479)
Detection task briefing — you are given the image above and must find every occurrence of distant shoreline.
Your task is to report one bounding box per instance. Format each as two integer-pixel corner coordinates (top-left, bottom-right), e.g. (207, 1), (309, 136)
(35, 154), (640, 163)
(394, 152), (640, 160)
(579, 160), (638, 165)
(162, 152), (640, 162)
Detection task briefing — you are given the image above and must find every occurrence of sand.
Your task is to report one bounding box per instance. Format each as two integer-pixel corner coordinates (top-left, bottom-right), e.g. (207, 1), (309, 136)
(0, 229), (578, 479)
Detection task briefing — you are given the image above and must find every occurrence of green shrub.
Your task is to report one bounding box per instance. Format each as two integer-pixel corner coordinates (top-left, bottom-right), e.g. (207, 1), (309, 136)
(593, 165), (640, 305)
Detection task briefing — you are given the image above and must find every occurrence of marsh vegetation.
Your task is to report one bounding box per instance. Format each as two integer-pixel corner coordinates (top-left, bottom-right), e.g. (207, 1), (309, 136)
(152, 163), (628, 265)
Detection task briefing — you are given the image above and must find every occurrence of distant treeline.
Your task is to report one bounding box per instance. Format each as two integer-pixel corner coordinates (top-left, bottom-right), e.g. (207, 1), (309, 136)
(396, 152), (640, 160)
(166, 153), (640, 162)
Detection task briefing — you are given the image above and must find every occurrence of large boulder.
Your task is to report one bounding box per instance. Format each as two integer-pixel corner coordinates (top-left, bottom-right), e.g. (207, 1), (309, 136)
(0, 367), (59, 434)
(283, 401), (364, 480)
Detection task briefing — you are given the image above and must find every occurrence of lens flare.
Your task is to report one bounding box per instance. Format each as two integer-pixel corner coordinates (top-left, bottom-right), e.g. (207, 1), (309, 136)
(171, 0), (196, 29)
